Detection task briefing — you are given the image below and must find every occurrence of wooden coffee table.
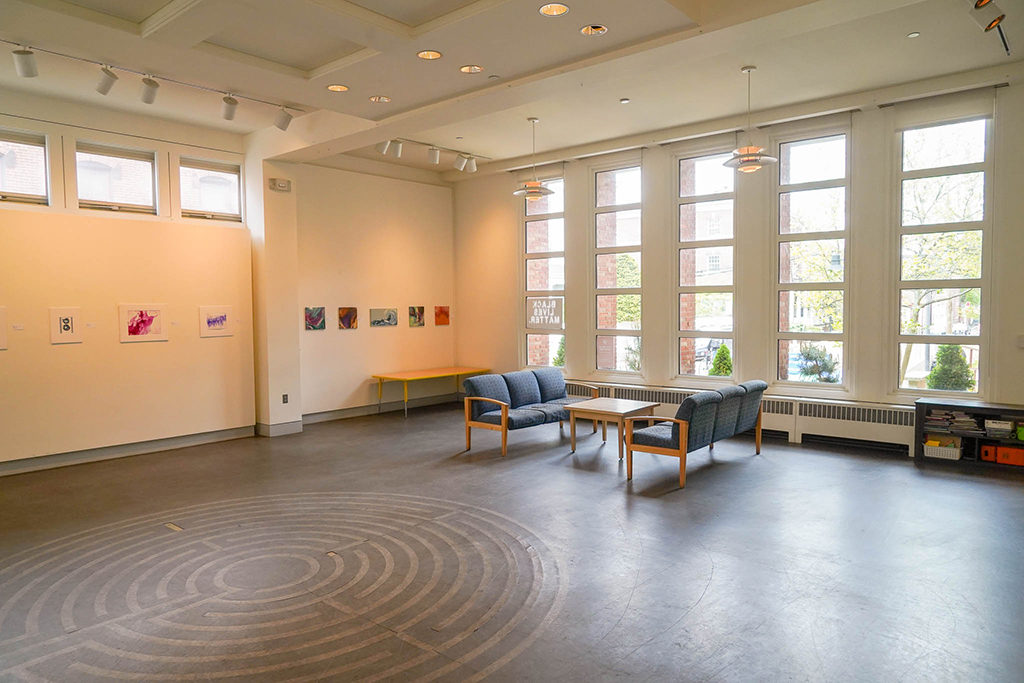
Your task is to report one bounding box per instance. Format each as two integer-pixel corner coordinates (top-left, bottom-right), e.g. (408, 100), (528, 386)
(566, 398), (660, 459)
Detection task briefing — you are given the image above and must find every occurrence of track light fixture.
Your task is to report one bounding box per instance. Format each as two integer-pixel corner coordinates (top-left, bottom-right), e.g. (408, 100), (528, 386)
(465, 156), (477, 173)
(968, 0), (1006, 31)
(513, 117), (555, 200)
(454, 154), (469, 171)
(390, 140), (403, 158)
(375, 140), (392, 155)
(274, 108), (293, 131)
(95, 65), (118, 95)
(428, 147), (441, 165)
(140, 76), (159, 104)
(12, 47), (37, 78)
(221, 94), (238, 121)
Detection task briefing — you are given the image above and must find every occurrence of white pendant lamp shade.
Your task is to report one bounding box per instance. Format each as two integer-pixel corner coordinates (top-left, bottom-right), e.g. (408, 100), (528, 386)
(428, 147), (441, 164)
(96, 66), (118, 95)
(140, 77), (159, 104)
(221, 95), (238, 120)
(12, 48), (38, 78)
(274, 107), (293, 131)
(465, 156), (477, 173)
(723, 66), (776, 174)
(454, 154), (469, 171)
(513, 117), (555, 200)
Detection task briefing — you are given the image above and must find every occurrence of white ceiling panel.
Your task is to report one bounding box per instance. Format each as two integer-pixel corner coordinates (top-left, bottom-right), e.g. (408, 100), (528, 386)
(63, 0), (169, 24)
(346, 0), (485, 26)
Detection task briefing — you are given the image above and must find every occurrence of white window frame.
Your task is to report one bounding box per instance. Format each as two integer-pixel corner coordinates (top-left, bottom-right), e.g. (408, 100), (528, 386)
(893, 115), (992, 397)
(178, 157), (242, 221)
(75, 142), (157, 214)
(676, 148), (736, 380)
(521, 177), (566, 369)
(590, 159), (643, 375)
(0, 129), (48, 206)
(771, 126), (852, 391)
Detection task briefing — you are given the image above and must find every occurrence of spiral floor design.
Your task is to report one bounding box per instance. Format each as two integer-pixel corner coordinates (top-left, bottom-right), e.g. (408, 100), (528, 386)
(0, 493), (566, 681)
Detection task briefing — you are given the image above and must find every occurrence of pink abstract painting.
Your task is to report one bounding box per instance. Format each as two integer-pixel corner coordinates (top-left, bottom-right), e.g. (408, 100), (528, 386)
(119, 304), (168, 342)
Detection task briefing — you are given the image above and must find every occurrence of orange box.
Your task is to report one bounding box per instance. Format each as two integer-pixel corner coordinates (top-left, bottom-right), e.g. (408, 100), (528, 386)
(981, 445), (997, 462)
(996, 446), (1024, 467)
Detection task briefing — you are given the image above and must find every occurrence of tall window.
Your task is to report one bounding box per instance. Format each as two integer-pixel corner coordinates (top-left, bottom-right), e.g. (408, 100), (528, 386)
(76, 143), (156, 213)
(896, 118), (988, 393)
(0, 130), (47, 205)
(594, 166), (641, 372)
(524, 179), (566, 367)
(774, 133), (848, 385)
(180, 158), (241, 220)
(678, 152), (734, 377)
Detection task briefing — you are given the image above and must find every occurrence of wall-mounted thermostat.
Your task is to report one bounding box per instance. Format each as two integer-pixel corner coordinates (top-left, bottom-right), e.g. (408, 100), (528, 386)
(269, 178), (292, 192)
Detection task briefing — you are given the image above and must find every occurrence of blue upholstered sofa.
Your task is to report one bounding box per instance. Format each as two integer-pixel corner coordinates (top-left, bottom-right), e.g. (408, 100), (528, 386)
(463, 369), (598, 456)
(624, 380), (768, 488)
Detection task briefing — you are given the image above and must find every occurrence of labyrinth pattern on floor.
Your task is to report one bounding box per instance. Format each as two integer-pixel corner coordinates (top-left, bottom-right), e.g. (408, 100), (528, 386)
(0, 492), (566, 681)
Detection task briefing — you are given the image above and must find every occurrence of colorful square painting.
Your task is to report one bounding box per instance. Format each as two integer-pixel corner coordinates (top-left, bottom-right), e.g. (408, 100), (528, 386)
(119, 304), (168, 342)
(369, 308), (398, 327)
(409, 306), (425, 327)
(435, 305), (450, 326)
(50, 307), (83, 344)
(199, 305), (233, 338)
(338, 307), (358, 329)
(304, 306), (326, 330)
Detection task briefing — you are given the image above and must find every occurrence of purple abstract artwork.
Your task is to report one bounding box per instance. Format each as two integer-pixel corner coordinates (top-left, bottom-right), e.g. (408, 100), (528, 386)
(206, 313), (228, 329)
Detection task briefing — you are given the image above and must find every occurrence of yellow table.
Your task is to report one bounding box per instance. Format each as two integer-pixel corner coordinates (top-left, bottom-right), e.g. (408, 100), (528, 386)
(372, 366), (489, 417)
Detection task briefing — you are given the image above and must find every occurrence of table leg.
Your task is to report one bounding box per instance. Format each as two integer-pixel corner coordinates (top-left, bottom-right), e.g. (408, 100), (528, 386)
(601, 420), (607, 442)
(570, 412), (577, 452)
(617, 417), (624, 460)
(377, 379), (383, 413)
(403, 381), (409, 418)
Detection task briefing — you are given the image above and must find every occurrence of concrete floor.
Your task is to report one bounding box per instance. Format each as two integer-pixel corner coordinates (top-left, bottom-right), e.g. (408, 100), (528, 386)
(2, 403), (1024, 681)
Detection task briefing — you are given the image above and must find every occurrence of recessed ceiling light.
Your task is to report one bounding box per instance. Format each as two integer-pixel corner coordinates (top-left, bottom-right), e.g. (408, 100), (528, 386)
(619, 97), (630, 104)
(459, 64), (484, 74)
(326, 84), (349, 92)
(369, 95), (391, 103)
(417, 50), (442, 60)
(539, 3), (569, 16)
(488, 74), (501, 80)
(580, 24), (607, 36)
(906, 31), (921, 38)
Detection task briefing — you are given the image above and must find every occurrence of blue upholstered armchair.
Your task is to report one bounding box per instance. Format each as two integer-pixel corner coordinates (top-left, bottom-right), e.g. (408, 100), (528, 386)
(624, 380), (768, 488)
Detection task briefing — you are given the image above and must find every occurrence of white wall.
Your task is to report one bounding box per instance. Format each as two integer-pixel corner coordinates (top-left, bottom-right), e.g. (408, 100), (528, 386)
(294, 164), (456, 414)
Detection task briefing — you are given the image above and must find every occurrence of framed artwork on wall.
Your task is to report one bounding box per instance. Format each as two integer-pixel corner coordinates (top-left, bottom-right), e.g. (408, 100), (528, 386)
(409, 306), (425, 327)
(199, 305), (233, 337)
(435, 305), (450, 326)
(338, 307), (357, 329)
(370, 308), (398, 327)
(304, 306), (326, 330)
(49, 307), (83, 344)
(118, 304), (168, 342)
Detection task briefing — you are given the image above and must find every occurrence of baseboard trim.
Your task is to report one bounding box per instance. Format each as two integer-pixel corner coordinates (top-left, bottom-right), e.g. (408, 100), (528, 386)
(303, 394), (459, 425)
(0, 426), (256, 478)
(256, 421), (304, 437)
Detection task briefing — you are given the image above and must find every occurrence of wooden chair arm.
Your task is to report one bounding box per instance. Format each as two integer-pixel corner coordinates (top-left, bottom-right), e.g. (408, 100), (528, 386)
(464, 396), (510, 408)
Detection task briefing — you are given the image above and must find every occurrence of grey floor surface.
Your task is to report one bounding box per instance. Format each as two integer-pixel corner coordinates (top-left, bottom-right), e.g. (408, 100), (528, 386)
(2, 403), (1024, 682)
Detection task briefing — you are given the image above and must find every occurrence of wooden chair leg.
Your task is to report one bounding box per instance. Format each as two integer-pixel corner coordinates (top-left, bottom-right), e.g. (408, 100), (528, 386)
(559, 420), (564, 429)
(501, 426), (508, 457)
(465, 424), (471, 450)
(755, 405), (763, 454)
(709, 442), (714, 451)
(626, 448), (633, 480)
(679, 452), (687, 488)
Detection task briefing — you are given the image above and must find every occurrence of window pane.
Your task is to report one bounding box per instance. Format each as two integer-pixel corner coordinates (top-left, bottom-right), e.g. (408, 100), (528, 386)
(180, 165), (239, 215)
(527, 334), (566, 367)
(526, 218), (565, 253)
(596, 210), (641, 248)
(779, 187), (845, 234)
(526, 257), (565, 291)
(596, 167), (640, 207)
(778, 290), (844, 333)
(780, 135), (845, 185)
(680, 293), (733, 331)
(679, 153), (733, 197)
(900, 288), (980, 336)
(76, 151), (154, 207)
(680, 200), (733, 241)
(679, 246), (732, 286)
(525, 178), (564, 216)
(778, 340), (843, 383)
(779, 239), (844, 283)
(0, 139), (46, 197)
(680, 338), (733, 376)
(597, 295), (641, 330)
(901, 172), (984, 226)
(596, 252), (641, 288)
(526, 296), (564, 330)
(900, 231), (982, 280)
(898, 343), (979, 392)
(903, 119), (986, 172)
(596, 335), (641, 371)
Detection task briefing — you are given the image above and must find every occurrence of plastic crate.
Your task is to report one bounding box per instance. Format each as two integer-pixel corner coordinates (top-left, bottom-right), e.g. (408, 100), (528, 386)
(923, 444), (961, 460)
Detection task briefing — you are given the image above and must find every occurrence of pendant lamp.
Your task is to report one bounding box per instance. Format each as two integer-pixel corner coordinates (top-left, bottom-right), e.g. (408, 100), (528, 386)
(723, 66), (777, 174)
(513, 117), (554, 200)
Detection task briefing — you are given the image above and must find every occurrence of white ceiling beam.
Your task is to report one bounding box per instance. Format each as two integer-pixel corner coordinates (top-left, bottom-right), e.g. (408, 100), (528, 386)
(16, 0), (138, 34)
(304, 0), (413, 42)
(306, 48), (381, 81)
(140, 0), (241, 46)
(412, 0), (515, 37)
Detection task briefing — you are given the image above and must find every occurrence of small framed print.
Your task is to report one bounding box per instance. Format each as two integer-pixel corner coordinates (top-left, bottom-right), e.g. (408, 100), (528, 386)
(305, 306), (326, 330)
(199, 305), (233, 338)
(119, 304), (168, 343)
(50, 307), (83, 344)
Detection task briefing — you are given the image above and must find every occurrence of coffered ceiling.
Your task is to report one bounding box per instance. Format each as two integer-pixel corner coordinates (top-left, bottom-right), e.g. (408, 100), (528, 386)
(0, 0), (1021, 174)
